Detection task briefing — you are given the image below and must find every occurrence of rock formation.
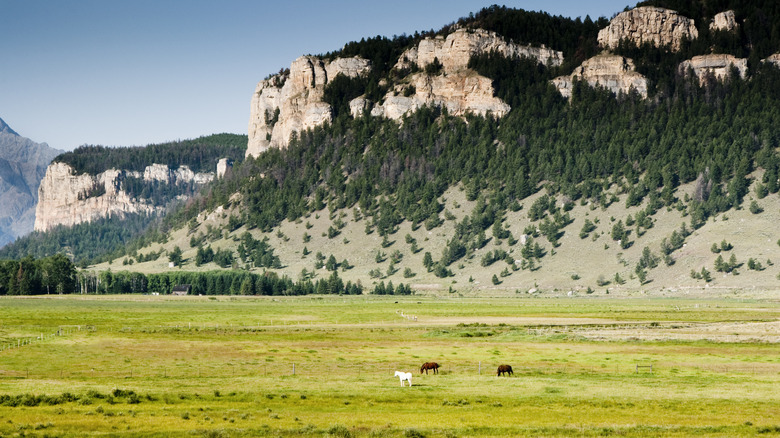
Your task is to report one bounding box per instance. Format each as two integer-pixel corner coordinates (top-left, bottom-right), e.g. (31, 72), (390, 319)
(762, 53), (780, 68)
(34, 162), (214, 232)
(370, 69), (511, 119)
(0, 117), (61, 246)
(710, 11), (738, 32)
(217, 158), (232, 179)
(678, 54), (748, 83)
(394, 28), (563, 73)
(247, 56), (371, 158)
(552, 54), (648, 99)
(246, 28), (563, 158)
(598, 6), (698, 51)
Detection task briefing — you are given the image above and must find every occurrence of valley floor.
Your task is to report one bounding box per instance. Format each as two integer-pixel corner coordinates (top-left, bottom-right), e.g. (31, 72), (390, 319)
(0, 295), (778, 437)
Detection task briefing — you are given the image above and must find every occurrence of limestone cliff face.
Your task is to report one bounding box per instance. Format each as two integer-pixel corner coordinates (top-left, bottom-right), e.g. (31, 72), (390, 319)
(552, 54), (648, 99)
(598, 6), (698, 51)
(762, 53), (780, 68)
(678, 54), (748, 83)
(368, 28), (559, 119)
(247, 56), (371, 158)
(247, 28), (563, 158)
(370, 70), (510, 119)
(34, 162), (214, 232)
(710, 11), (738, 32)
(394, 28), (563, 73)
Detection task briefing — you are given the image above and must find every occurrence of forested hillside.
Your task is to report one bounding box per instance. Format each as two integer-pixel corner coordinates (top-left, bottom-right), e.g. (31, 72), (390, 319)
(0, 134), (247, 264)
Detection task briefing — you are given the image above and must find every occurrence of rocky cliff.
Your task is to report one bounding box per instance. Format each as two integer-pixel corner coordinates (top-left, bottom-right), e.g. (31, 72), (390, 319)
(678, 54), (748, 83)
(247, 56), (372, 157)
(34, 162), (214, 232)
(552, 54), (648, 99)
(710, 10), (738, 32)
(368, 70), (510, 120)
(393, 28), (563, 73)
(246, 28), (563, 158)
(597, 6), (698, 51)
(762, 53), (780, 68)
(0, 118), (62, 246)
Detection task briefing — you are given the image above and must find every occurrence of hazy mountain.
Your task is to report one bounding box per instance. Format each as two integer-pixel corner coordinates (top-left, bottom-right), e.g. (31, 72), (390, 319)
(0, 118), (62, 247)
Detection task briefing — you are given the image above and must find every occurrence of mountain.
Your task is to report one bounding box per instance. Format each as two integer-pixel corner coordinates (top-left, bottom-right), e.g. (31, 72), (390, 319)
(6, 2), (780, 296)
(0, 118), (61, 247)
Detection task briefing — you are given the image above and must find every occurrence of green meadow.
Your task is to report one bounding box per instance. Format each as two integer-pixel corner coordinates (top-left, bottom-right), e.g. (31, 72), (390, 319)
(0, 295), (779, 437)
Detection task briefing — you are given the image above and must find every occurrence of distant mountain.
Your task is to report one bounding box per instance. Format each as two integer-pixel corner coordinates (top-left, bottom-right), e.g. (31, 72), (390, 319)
(0, 118), (62, 247)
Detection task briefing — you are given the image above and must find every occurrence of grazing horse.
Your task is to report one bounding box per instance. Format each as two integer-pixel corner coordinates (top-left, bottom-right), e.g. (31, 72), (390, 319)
(497, 364), (513, 376)
(394, 371), (413, 386)
(420, 362), (440, 374)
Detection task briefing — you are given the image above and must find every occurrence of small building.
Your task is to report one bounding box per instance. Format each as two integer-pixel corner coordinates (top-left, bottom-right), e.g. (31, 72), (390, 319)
(171, 284), (191, 296)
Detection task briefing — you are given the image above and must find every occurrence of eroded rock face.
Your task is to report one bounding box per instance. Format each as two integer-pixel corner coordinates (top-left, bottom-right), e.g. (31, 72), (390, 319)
(762, 53), (780, 68)
(678, 54), (748, 83)
(598, 6), (698, 51)
(34, 162), (214, 232)
(216, 158), (232, 179)
(710, 11), (738, 32)
(552, 54), (648, 99)
(247, 55), (371, 158)
(247, 28), (563, 158)
(395, 28), (563, 73)
(371, 70), (510, 119)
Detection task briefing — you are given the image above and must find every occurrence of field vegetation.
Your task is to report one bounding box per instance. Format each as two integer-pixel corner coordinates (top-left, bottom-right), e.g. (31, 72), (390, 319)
(0, 295), (778, 437)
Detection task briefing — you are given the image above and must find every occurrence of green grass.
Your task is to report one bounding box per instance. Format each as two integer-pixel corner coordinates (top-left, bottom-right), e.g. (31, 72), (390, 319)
(0, 295), (779, 436)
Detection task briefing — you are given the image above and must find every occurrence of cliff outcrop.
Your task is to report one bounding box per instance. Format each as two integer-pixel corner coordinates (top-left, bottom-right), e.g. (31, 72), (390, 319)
(710, 11), (738, 32)
(369, 70), (510, 119)
(678, 54), (748, 83)
(552, 54), (648, 99)
(246, 28), (563, 158)
(597, 6), (698, 51)
(394, 28), (563, 73)
(247, 56), (371, 158)
(763, 53), (780, 68)
(34, 162), (214, 232)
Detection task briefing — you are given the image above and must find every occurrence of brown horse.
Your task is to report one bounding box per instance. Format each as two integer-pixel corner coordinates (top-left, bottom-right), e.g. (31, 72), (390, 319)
(497, 364), (513, 376)
(420, 362), (439, 374)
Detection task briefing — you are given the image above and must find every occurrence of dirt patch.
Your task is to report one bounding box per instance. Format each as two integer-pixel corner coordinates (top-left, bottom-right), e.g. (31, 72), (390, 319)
(419, 316), (636, 326)
(575, 320), (780, 343)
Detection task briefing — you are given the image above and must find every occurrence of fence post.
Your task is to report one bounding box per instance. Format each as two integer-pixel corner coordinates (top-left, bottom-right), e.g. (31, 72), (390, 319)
(293, 363), (296, 375)
(478, 361), (481, 375)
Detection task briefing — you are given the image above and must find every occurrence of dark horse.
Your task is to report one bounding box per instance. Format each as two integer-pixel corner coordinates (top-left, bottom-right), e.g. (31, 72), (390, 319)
(420, 362), (440, 374)
(497, 364), (513, 376)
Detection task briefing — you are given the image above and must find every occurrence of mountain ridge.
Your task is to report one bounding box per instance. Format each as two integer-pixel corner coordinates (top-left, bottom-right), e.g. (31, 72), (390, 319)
(0, 118), (61, 247)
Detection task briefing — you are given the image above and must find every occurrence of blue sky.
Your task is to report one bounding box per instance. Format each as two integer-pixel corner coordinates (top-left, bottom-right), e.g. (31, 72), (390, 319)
(1, 1), (632, 151)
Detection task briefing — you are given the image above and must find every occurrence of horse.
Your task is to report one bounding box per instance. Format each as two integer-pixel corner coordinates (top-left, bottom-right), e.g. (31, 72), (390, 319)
(394, 371), (413, 386)
(497, 364), (513, 376)
(420, 362), (439, 374)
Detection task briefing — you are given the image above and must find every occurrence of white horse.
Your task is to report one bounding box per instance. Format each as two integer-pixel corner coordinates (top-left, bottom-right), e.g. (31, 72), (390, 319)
(394, 371), (413, 386)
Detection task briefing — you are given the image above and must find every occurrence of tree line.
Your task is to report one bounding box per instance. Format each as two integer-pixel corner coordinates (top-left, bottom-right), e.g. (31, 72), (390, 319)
(53, 133), (246, 176)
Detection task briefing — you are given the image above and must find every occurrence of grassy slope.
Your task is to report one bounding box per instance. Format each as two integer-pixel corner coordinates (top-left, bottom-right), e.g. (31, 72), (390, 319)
(102, 172), (780, 296)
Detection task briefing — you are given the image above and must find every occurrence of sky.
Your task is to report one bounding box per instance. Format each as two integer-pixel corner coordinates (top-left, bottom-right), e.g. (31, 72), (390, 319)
(1, 0), (633, 151)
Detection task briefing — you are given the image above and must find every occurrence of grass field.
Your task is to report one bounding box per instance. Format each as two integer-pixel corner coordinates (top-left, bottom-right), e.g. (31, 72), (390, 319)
(0, 295), (779, 437)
